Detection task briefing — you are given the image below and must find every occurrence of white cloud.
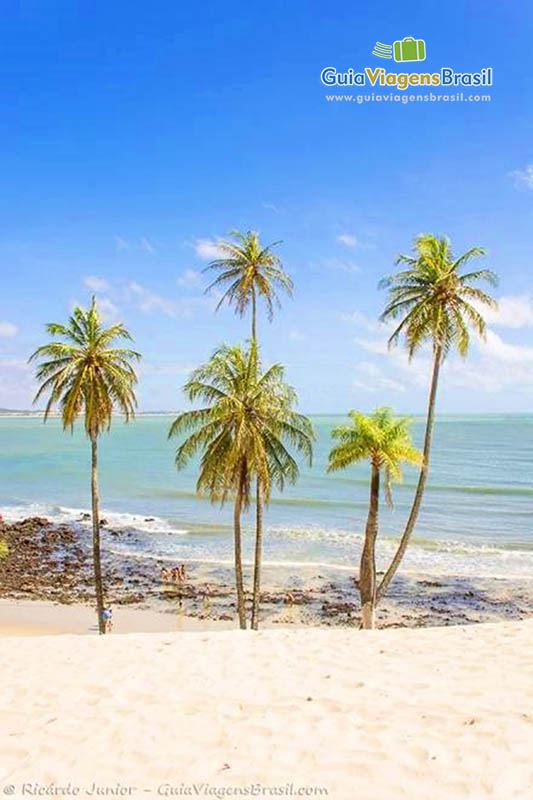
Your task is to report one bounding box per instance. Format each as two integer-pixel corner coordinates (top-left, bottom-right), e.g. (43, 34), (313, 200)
(0, 321), (18, 338)
(509, 164), (533, 190)
(262, 201), (281, 213)
(341, 310), (382, 332)
(114, 235), (130, 252)
(355, 336), (388, 356)
(482, 295), (533, 329)
(480, 330), (533, 365)
(355, 322), (533, 397)
(353, 361), (405, 393)
(141, 362), (193, 376)
(0, 358), (35, 409)
(194, 238), (225, 260)
(177, 269), (203, 289)
(128, 282), (176, 317)
(355, 333), (436, 388)
(114, 236), (158, 254)
(84, 276), (110, 292)
(323, 257), (360, 275)
(127, 281), (212, 319)
(337, 233), (357, 248)
(139, 237), (157, 255)
(289, 329), (307, 342)
(97, 296), (119, 321)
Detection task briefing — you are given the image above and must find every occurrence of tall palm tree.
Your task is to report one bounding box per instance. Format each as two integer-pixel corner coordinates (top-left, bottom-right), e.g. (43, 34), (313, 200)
(376, 234), (498, 601)
(203, 229), (295, 624)
(203, 229), (293, 343)
(328, 408), (422, 629)
(30, 298), (140, 634)
(168, 343), (313, 630)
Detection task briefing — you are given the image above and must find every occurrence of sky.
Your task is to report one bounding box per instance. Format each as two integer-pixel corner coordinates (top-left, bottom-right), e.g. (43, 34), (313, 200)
(1, 0), (533, 413)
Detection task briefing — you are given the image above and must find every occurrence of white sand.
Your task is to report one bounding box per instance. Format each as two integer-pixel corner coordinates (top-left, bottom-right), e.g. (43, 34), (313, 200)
(1, 620), (532, 799)
(0, 599), (229, 635)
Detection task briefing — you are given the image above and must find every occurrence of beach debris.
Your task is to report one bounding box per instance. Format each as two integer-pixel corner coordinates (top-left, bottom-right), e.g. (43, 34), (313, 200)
(1, 515), (532, 631)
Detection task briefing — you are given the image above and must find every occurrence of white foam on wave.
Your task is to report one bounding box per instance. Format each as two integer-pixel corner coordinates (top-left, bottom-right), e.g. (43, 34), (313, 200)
(1, 503), (189, 536)
(4, 502), (533, 580)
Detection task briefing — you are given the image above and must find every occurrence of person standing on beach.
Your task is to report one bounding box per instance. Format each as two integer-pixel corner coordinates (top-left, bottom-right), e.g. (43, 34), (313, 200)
(102, 607), (113, 634)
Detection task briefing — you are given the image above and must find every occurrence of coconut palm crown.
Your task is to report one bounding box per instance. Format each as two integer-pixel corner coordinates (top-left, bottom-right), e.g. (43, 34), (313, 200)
(169, 342), (313, 505)
(203, 230), (293, 341)
(29, 297), (140, 432)
(169, 342), (313, 629)
(380, 233), (498, 359)
(328, 408), (422, 505)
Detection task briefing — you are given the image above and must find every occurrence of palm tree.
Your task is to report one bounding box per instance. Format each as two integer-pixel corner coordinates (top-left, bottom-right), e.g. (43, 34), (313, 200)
(168, 343), (313, 630)
(203, 229), (295, 625)
(376, 234), (498, 602)
(203, 229), (293, 343)
(30, 298), (140, 634)
(328, 408), (422, 629)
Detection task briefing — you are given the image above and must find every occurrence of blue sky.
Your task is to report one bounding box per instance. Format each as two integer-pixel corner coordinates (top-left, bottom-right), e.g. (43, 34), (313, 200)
(1, 0), (533, 413)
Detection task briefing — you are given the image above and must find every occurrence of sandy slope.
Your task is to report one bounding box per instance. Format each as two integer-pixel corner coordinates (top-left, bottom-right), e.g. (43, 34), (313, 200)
(1, 621), (532, 799)
(0, 599), (228, 635)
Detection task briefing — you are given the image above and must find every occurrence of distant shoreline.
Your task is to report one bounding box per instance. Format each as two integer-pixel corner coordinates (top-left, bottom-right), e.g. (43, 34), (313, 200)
(1, 410), (531, 418)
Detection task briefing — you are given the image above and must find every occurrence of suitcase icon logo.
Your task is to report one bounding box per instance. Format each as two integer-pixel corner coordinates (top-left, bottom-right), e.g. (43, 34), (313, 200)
(393, 37), (426, 62)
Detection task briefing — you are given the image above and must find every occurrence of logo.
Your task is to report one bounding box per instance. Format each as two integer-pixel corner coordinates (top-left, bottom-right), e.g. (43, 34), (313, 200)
(372, 42), (392, 59)
(320, 35), (493, 92)
(373, 36), (426, 62)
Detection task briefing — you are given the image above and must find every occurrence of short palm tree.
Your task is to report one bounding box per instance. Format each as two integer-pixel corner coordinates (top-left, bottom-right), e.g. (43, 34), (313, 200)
(377, 234), (498, 601)
(168, 342), (313, 630)
(328, 408), (422, 629)
(203, 229), (293, 342)
(30, 298), (140, 634)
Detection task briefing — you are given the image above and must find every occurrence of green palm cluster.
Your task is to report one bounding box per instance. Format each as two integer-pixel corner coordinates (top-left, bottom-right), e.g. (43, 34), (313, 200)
(170, 343), (312, 502)
(172, 228), (309, 630)
(30, 299), (139, 432)
(29, 298), (140, 633)
(328, 408), (421, 628)
(381, 234), (498, 358)
(169, 342), (313, 628)
(329, 408), (422, 506)
(204, 230), (293, 341)
(375, 234), (498, 602)
(26, 229), (499, 632)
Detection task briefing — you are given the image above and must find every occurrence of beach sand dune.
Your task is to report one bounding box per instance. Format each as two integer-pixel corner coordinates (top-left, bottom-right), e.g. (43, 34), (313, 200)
(1, 621), (532, 799)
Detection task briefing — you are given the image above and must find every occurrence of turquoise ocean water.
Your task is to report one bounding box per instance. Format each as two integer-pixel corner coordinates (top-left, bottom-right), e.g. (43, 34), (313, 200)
(0, 414), (532, 579)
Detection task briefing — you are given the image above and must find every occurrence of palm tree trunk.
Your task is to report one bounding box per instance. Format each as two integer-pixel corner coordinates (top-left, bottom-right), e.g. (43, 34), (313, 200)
(376, 344), (443, 602)
(90, 433), (105, 634)
(251, 477), (264, 630)
(233, 479), (247, 630)
(360, 461), (380, 629)
(251, 287), (257, 344)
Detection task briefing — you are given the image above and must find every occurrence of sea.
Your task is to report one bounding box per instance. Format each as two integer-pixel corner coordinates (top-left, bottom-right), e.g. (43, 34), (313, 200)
(0, 414), (532, 581)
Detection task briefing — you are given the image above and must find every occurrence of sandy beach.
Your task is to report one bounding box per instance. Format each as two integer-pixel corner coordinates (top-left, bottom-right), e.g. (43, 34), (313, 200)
(2, 516), (532, 632)
(1, 619), (532, 799)
(0, 599), (229, 636)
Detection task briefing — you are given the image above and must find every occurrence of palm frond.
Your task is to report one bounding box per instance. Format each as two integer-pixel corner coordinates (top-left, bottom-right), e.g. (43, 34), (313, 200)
(30, 299), (141, 435)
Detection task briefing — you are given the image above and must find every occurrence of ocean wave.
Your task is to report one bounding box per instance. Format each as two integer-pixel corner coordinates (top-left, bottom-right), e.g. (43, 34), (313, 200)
(4, 501), (533, 579)
(1, 503), (190, 536)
